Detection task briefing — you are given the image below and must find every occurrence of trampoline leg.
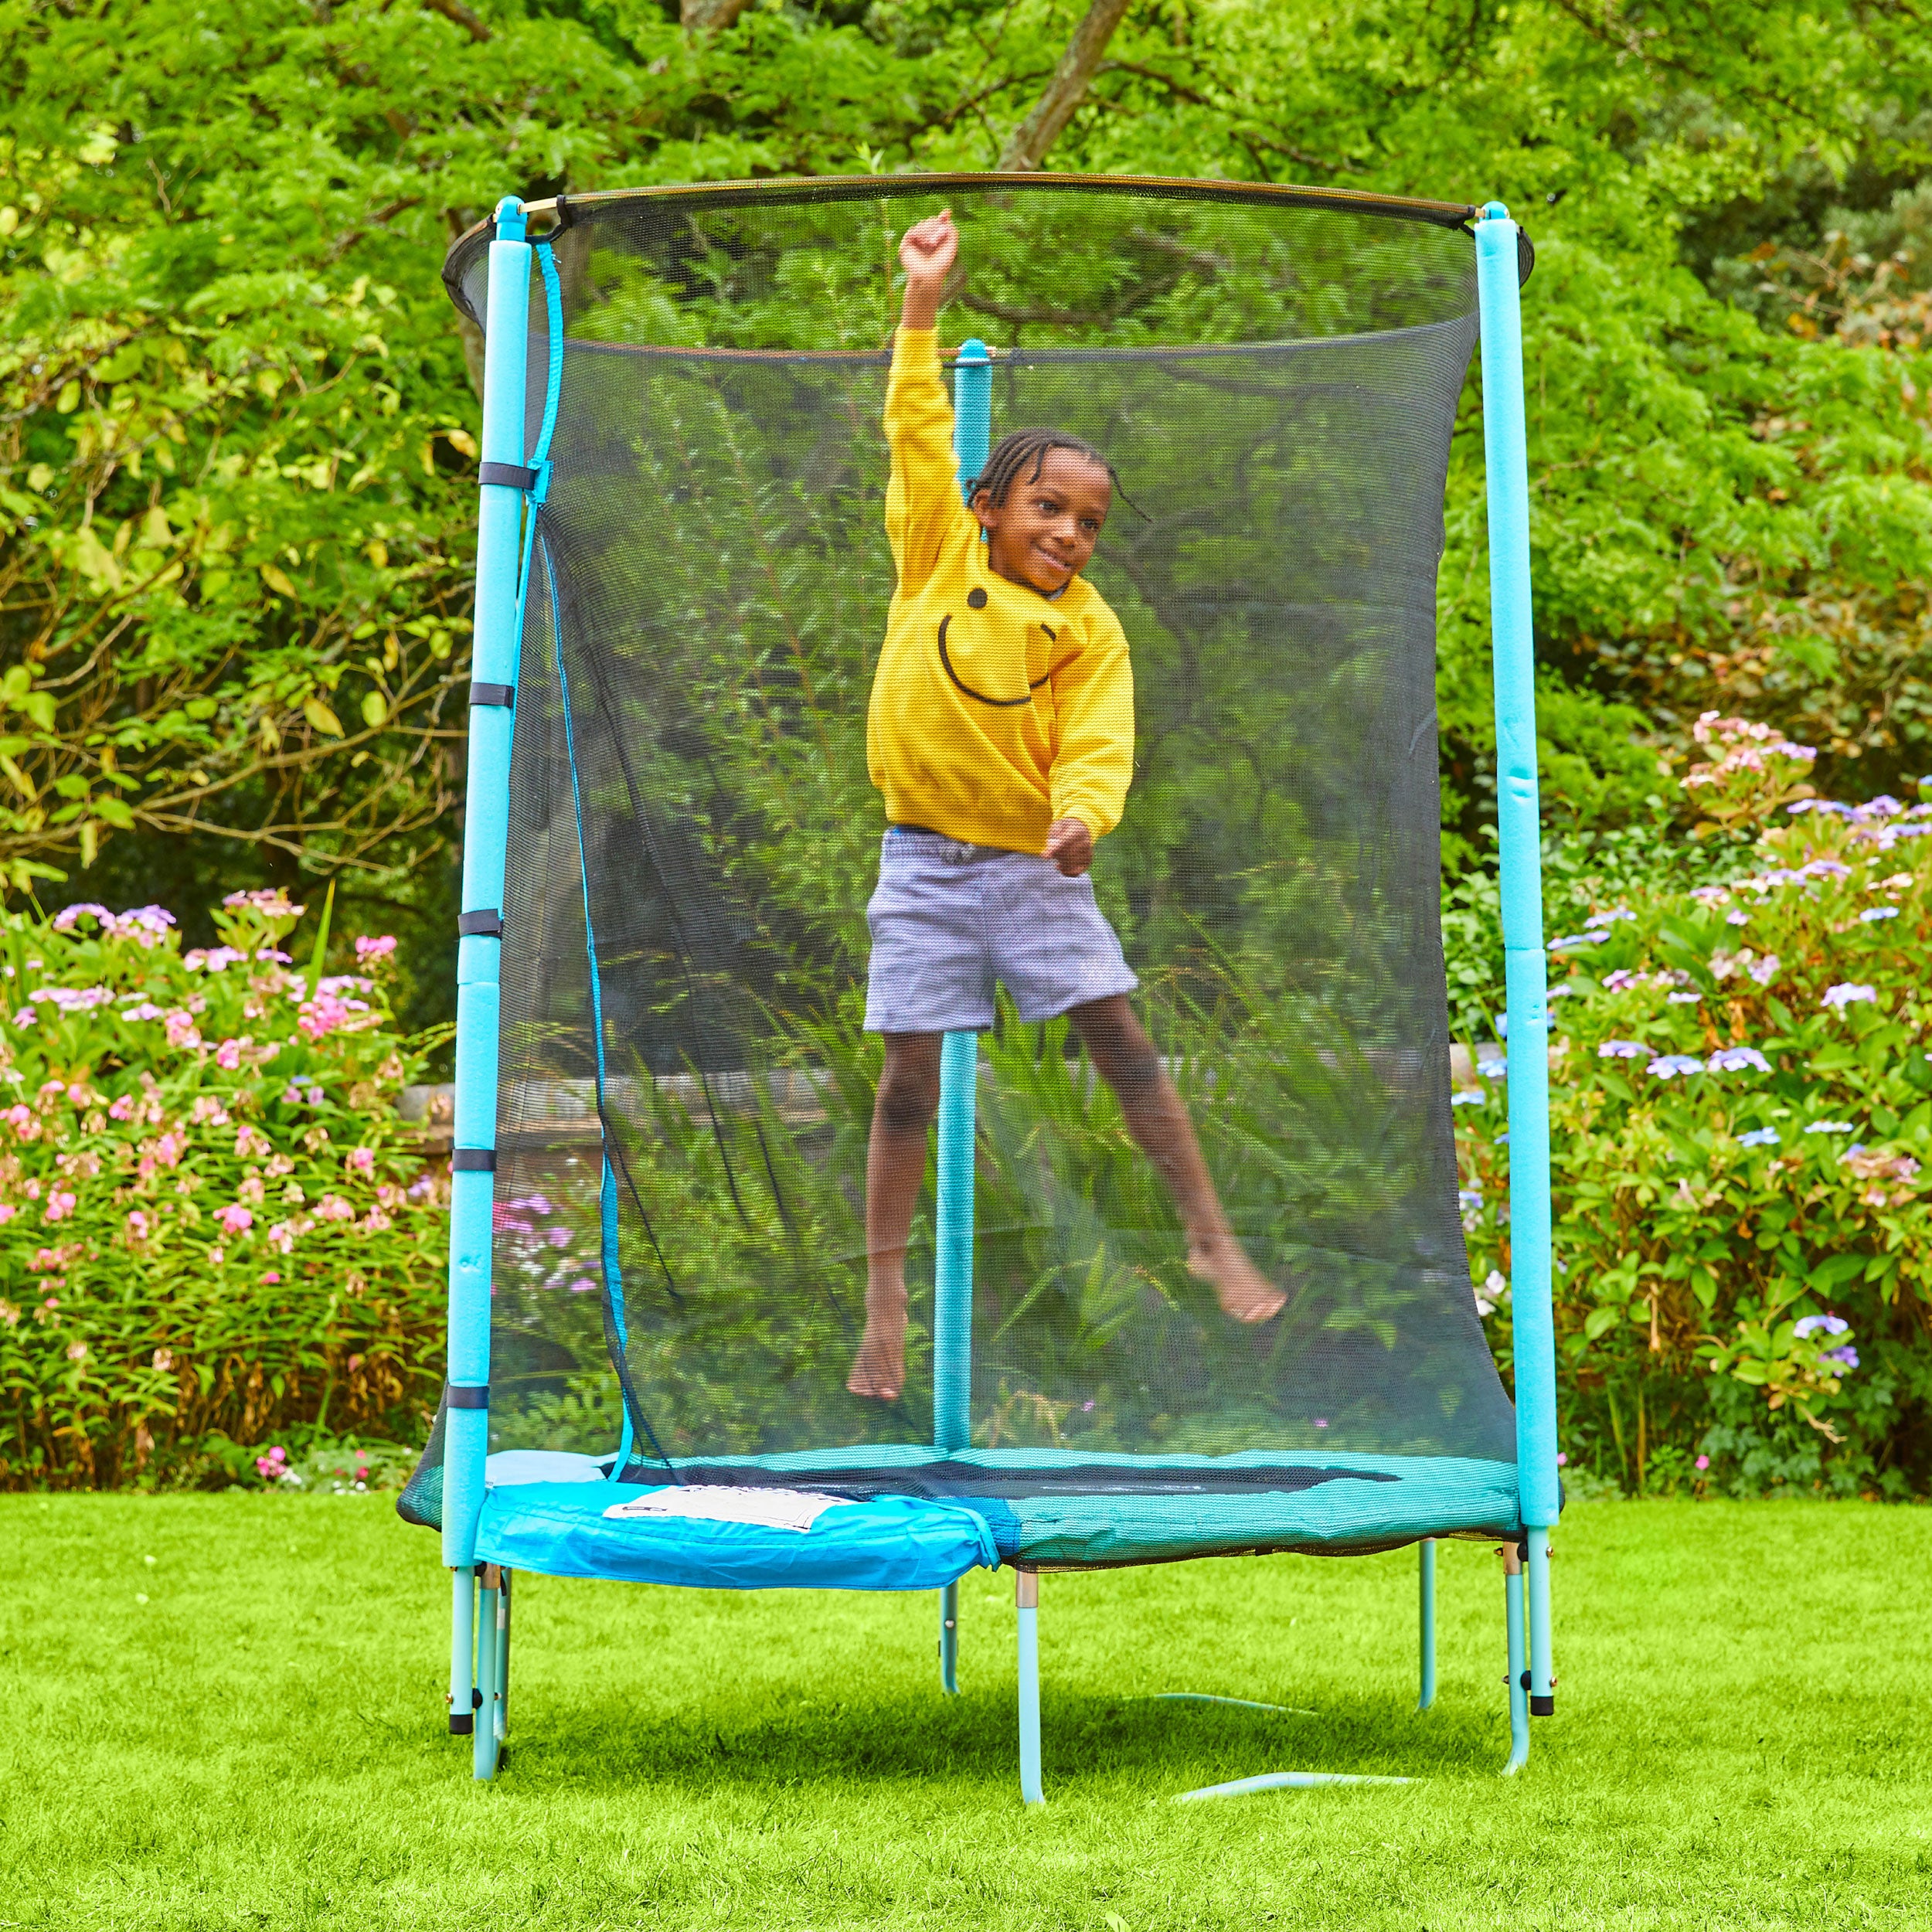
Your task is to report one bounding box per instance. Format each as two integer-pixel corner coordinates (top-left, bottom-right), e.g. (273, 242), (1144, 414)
(1417, 1539), (1437, 1713)
(449, 1566), (476, 1740)
(1526, 1530), (1553, 1718)
(1502, 1543), (1529, 1776)
(473, 1565), (502, 1781)
(940, 1580), (960, 1695)
(496, 1568), (512, 1751)
(1016, 1570), (1043, 1807)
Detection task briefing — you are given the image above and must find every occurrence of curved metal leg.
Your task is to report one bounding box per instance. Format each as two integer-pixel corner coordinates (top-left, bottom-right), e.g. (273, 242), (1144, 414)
(1016, 1570), (1043, 1806)
(1417, 1539), (1437, 1712)
(940, 1580), (960, 1694)
(1502, 1543), (1529, 1775)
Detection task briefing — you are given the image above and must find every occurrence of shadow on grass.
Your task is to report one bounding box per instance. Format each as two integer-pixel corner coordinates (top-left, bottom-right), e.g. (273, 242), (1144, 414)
(501, 1686), (1505, 1796)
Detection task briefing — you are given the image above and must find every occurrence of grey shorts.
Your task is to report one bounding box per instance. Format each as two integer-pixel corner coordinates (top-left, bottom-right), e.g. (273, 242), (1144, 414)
(864, 830), (1139, 1034)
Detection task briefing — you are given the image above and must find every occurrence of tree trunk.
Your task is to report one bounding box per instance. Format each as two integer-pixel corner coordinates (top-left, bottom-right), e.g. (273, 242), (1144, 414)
(683, 0), (757, 36)
(995, 0), (1134, 171)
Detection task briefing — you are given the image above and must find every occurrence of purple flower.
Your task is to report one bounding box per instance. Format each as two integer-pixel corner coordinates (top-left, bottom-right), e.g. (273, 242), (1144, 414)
(1598, 1039), (1647, 1060)
(1667, 991), (1701, 1005)
(568, 1277), (598, 1293)
(1821, 983), (1876, 1009)
(1738, 1127), (1780, 1148)
(1707, 1047), (1770, 1073)
(546, 1226), (571, 1249)
(1801, 858), (1852, 878)
(1794, 1315), (1849, 1338)
(1312, 1418), (1329, 1429)
(1549, 932), (1608, 951)
(1603, 969), (1643, 992)
(1648, 1054), (1704, 1078)
(1859, 907), (1899, 923)
(1824, 1345), (1859, 1370)
(1726, 910), (1750, 926)
(1806, 1121), (1855, 1134)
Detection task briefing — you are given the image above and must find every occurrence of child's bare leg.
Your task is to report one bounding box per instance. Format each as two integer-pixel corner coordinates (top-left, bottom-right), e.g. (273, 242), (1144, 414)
(1069, 995), (1285, 1323)
(850, 1032), (944, 1399)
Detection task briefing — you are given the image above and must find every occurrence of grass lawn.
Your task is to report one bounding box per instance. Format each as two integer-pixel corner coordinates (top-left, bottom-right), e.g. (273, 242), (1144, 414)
(5, 1494), (1930, 1930)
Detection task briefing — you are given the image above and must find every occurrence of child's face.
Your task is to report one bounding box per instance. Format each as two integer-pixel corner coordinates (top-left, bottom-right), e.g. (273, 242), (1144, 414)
(975, 451), (1112, 597)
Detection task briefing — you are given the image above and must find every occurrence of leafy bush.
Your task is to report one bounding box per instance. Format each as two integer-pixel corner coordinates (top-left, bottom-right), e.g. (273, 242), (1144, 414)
(0, 890), (445, 1488)
(1459, 715), (1932, 1497)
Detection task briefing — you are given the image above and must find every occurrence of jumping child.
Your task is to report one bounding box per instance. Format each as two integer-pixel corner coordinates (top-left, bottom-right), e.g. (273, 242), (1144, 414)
(849, 209), (1284, 1403)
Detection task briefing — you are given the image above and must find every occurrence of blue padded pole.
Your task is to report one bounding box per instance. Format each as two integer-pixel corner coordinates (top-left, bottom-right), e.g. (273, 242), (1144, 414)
(1016, 1569), (1043, 1805)
(443, 195), (530, 1583)
(1417, 1539), (1437, 1712)
(1503, 1548), (1530, 1774)
(933, 339), (993, 1687)
(1475, 208), (1560, 1573)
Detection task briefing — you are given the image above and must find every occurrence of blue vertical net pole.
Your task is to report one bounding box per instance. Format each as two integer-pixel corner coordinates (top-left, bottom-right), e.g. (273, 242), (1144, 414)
(934, 338), (992, 1696)
(1476, 205), (1558, 1730)
(444, 196), (530, 1743)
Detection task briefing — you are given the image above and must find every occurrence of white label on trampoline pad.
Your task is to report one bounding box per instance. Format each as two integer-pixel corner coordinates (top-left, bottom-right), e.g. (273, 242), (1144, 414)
(602, 1486), (859, 1534)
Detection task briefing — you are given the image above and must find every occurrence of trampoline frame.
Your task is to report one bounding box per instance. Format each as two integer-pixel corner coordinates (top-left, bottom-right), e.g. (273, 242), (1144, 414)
(436, 180), (1558, 1794)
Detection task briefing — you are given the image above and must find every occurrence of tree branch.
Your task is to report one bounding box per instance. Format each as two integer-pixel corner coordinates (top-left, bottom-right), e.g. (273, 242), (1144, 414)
(995, 0), (1133, 171)
(423, 0), (491, 43)
(682, 0), (757, 37)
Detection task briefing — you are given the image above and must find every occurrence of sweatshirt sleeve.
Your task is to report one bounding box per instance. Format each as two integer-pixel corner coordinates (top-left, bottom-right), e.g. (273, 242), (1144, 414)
(883, 328), (964, 596)
(1048, 607), (1136, 838)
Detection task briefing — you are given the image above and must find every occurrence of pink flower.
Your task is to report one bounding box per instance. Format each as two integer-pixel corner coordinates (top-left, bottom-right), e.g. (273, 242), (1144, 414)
(217, 1203), (254, 1237)
(214, 1038), (244, 1070)
(152, 1134), (183, 1168)
(360, 1209), (392, 1233)
(126, 1210), (151, 1240)
(224, 889), (304, 916)
(260, 1271), (281, 1284)
(1695, 1454), (1710, 1471)
(52, 902), (112, 932)
(152, 1348), (173, 1372)
(1556, 1452), (1568, 1467)
(66, 1340), (87, 1362)
(355, 934), (398, 963)
(0, 1204), (12, 1226)
(345, 1146), (376, 1177)
(265, 1222), (297, 1253)
(107, 1094), (136, 1121)
(163, 1010), (202, 1050)
(234, 1124), (270, 1161)
(43, 1189), (77, 1223)
(209, 1245), (225, 1266)
(315, 1193), (355, 1223)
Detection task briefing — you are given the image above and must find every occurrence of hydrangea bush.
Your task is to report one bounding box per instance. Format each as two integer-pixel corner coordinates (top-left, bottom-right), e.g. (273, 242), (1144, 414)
(0, 890), (445, 1487)
(1459, 715), (1932, 1498)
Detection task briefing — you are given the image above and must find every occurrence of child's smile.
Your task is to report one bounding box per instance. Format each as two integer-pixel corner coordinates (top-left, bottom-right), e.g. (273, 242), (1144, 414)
(975, 449), (1113, 597)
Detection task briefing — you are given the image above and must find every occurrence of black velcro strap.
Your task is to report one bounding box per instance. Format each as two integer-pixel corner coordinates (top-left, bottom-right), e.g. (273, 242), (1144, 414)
(451, 1148), (496, 1173)
(468, 682), (514, 708)
(447, 1384), (489, 1410)
(549, 193), (573, 233)
(479, 461), (539, 491)
(457, 910), (503, 938)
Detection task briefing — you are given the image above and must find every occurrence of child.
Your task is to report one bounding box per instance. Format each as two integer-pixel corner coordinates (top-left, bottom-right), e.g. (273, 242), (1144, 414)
(848, 209), (1284, 1404)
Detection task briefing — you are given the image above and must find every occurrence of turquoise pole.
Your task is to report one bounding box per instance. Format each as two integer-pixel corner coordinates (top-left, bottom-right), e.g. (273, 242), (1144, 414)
(496, 1568), (512, 1753)
(1417, 1539), (1437, 1712)
(940, 1578), (960, 1695)
(443, 195), (530, 1583)
(448, 1565), (475, 1737)
(1503, 1549), (1530, 1774)
(933, 338), (993, 1685)
(1526, 1533), (1553, 1714)
(473, 1568), (501, 1779)
(1016, 1570), (1043, 1805)
(1475, 208), (1559, 1597)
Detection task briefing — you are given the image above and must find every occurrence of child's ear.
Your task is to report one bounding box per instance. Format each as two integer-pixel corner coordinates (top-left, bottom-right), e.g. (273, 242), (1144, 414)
(970, 488), (997, 533)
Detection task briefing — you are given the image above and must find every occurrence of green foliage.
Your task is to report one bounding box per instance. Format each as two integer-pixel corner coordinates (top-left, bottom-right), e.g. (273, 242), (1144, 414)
(1458, 718), (1932, 1497)
(0, 889), (445, 1487)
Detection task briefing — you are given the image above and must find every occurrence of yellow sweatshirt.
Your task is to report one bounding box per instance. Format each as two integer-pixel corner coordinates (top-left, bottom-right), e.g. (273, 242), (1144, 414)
(866, 328), (1134, 854)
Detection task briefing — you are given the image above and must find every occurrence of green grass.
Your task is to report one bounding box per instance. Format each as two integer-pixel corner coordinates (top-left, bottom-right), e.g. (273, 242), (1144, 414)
(5, 1495), (1930, 1930)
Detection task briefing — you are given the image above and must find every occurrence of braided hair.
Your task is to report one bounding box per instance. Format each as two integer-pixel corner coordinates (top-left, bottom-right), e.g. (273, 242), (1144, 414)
(965, 427), (1145, 520)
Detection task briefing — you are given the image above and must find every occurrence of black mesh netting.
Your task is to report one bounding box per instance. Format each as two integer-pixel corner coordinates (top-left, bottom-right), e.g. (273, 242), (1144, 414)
(410, 177), (1519, 1540)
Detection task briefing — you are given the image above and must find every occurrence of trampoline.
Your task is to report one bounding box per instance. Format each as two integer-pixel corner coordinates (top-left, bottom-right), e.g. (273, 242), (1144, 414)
(403, 174), (1560, 1798)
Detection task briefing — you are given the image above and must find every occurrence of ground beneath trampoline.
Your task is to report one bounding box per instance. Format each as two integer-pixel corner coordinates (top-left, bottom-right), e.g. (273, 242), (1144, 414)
(7, 1496), (1927, 1930)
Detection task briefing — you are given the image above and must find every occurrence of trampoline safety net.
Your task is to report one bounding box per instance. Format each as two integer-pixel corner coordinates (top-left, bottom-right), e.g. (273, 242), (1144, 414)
(405, 176), (1525, 1566)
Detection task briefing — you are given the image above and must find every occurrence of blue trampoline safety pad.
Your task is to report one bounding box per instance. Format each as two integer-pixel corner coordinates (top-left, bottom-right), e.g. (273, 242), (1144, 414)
(474, 1477), (1002, 1592)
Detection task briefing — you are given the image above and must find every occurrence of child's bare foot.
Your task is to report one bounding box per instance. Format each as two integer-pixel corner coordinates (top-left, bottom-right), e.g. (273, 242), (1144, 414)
(1188, 1236), (1287, 1324)
(848, 1292), (908, 1400)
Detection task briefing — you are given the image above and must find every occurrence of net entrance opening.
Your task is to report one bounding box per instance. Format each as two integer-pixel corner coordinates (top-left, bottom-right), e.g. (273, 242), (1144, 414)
(440, 177), (1518, 1556)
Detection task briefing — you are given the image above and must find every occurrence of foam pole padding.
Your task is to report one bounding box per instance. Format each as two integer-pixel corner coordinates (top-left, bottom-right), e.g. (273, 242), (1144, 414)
(932, 340), (993, 1459)
(1475, 207), (1560, 1538)
(443, 196), (531, 1572)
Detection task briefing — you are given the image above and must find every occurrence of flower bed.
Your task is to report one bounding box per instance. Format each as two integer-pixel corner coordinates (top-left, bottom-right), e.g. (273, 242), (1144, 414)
(0, 890), (445, 1488)
(1460, 716), (1932, 1496)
